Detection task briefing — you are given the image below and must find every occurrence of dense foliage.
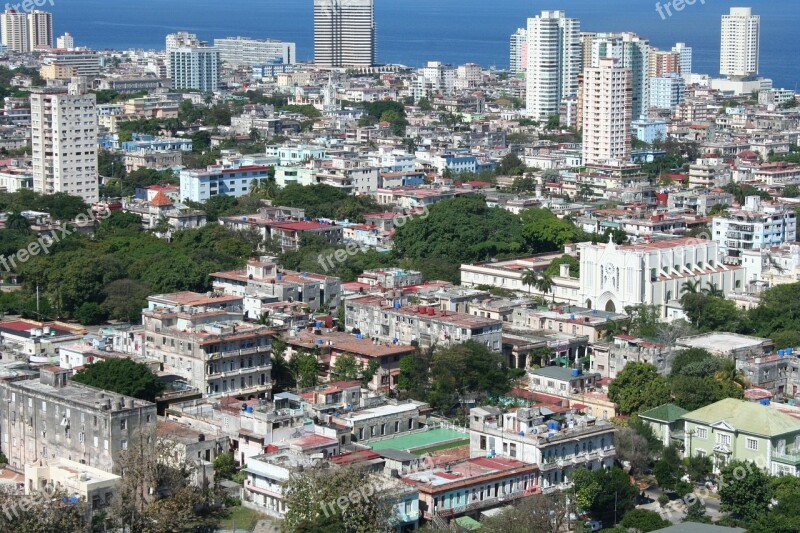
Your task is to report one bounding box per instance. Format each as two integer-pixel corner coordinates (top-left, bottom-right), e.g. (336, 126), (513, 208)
(72, 358), (165, 402)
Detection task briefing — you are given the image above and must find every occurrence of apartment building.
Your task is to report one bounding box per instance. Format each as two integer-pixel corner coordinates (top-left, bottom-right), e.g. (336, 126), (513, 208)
(525, 10), (581, 120)
(142, 292), (272, 398)
(211, 257), (342, 313)
(27, 10), (52, 49)
(30, 86), (99, 203)
(581, 57), (632, 165)
(180, 164), (271, 202)
(314, 0), (375, 67)
(0, 366), (157, 474)
(344, 295), (503, 352)
(25, 458), (120, 519)
(1, 9), (29, 52)
(509, 28), (527, 75)
(713, 196), (798, 262)
(213, 37), (295, 67)
(169, 46), (221, 92)
(468, 406), (616, 492)
(720, 7), (760, 80)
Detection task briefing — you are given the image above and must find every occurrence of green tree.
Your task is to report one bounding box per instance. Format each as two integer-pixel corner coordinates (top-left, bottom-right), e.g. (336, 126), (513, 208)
(521, 268), (539, 295)
(72, 358), (165, 402)
(654, 444), (684, 491)
(718, 460), (772, 523)
(608, 362), (670, 414)
(290, 352), (320, 389)
(213, 451), (237, 480)
(331, 353), (361, 381)
(520, 208), (588, 253)
(684, 497), (711, 523)
(74, 301), (107, 325)
(545, 254), (580, 278)
(619, 509), (670, 532)
(685, 454), (713, 483)
(496, 152), (526, 176)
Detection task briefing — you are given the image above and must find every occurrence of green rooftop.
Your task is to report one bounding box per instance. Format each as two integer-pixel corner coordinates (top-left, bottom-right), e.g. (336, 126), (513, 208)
(369, 428), (468, 453)
(639, 403), (689, 423)
(454, 516), (482, 531)
(681, 398), (800, 438)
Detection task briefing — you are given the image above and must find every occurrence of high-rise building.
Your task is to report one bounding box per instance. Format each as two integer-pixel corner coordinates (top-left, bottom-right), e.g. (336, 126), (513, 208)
(314, 0), (375, 67)
(585, 32), (650, 120)
(169, 46), (221, 92)
(649, 49), (680, 78)
(581, 57), (632, 166)
(27, 10), (52, 49)
(165, 31), (205, 74)
(650, 74), (685, 112)
(525, 10), (581, 120)
(56, 32), (74, 49)
(1, 9), (30, 53)
(31, 83), (99, 203)
(509, 28), (527, 75)
(213, 37), (296, 67)
(672, 42), (693, 75)
(720, 7), (760, 79)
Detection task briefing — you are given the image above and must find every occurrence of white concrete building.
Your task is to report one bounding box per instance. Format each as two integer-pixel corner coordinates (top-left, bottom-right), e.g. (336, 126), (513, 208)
(649, 74), (685, 112)
(509, 28), (527, 75)
(672, 42), (693, 75)
(1, 9), (29, 52)
(169, 46), (220, 92)
(713, 196), (798, 262)
(213, 37), (296, 67)
(720, 7), (760, 79)
(413, 61), (455, 100)
(314, 0), (375, 67)
(586, 32), (651, 120)
(30, 85), (99, 203)
(577, 237), (745, 317)
(526, 10), (580, 120)
(581, 57), (632, 166)
(56, 32), (73, 49)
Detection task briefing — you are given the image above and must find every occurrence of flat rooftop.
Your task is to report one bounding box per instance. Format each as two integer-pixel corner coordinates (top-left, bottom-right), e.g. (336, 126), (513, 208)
(341, 402), (419, 422)
(677, 332), (770, 353)
(402, 456), (536, 490)
(369, 428), (469, 453)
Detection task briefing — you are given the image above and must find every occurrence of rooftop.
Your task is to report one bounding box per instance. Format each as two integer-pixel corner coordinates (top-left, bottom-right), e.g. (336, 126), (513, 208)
(402, 456), (536, 492)
(682, 398), (800, 438)
(639, 403), (689, 423)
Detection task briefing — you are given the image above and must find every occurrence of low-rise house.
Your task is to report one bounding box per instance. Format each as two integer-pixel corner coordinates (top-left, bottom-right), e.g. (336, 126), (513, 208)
(528, 367), (601, 398)
(330, 400), (427, 444)
(639, 403), (689, 448)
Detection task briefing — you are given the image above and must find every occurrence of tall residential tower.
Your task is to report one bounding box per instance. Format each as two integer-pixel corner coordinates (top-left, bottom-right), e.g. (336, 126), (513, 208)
(720, 7), (760, 80)
(581, 58), (632, 166)
(525, 10), (581, 120)
(314, 0), (375, 67)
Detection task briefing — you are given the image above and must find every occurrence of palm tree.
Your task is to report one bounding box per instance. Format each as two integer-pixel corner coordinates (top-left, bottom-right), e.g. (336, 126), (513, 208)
(600, 320), (626, 341)
(702, 282), (724, 298)
(714, 359), (749, 390)
(521, 268), (539, 295)
(537, 273), (554, 303)
(680, 279), (701, 297)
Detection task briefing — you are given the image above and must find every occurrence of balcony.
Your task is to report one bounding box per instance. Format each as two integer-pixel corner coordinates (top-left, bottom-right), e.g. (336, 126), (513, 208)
(206, 346), (267, 359)
(773, 452), (800, 466)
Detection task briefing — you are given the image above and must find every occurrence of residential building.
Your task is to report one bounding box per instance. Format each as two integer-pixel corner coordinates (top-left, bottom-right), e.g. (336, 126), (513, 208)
(676, 332), (773, 362)
(581, 57), (632, 165)
(213, 37), (296, 67)
(672, 42), (693, 74)
(344, 295), (503, 352)
(27, 10), (52, 49)
(0, 366), (157, 474)
(509, 28), (527, 76)
(528, 367), (601, 398)
(331, 400), (426, 443)
(738, 352), (800, 400)
(526, 10), (581, 120)
(639, 403), (689, 448)
(41, 50), (101, 78)
(577, 238), (745, 316)
(632, 119), (667, 144)
(712, 196), (798, 262)
(165, 31), (205, 74)
(649, 74), (685, 112)
(211, 257), (342, 313)
(30, 85), (99, 203)
(56, 32), (73, 49)
(25, 459), (120, 519)
(412, 61), (455, 100)
(468, 406), (616, 492)
(142, 291), (273, 398)
(1, 9), (29, 52)
(179, 164), (271, 203)
(314, 0), (375, 67)
(591, 335), (671, 379)
(169, 46), (221, 92)
(585, 32), (651, 120)
(720, 7), (760, 80)
(682, 398), (800, 476)
(402, 455), (539, 522)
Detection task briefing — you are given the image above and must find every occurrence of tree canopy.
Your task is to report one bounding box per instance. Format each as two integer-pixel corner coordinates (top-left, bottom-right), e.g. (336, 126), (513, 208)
(72, 358), (164, 402)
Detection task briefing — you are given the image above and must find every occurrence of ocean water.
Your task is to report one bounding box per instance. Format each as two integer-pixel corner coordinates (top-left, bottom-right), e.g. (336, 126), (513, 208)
(46, 0), (800, 88)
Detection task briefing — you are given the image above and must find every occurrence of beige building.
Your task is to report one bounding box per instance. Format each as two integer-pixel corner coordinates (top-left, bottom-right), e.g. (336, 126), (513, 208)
(25, 458), (120, 518)
(581, 57), (632, 165)
(1, 9), (29, 52)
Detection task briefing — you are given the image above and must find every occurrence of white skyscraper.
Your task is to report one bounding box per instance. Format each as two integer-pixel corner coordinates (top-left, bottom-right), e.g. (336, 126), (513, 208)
(509, 28), (527, 76)
(1, 10), (30, 53)
(585, 32), (650, 121)
(169, 46), (221, 92)
(31, 84), (99, 203)
(720, 7), (760, 79)
(672, 42), (693, 75)
(213, 37), (296, 67)
(525, 10), (581, 120)
(28, 10), (52, 49)
(314, 0), (375, 67)
(581, 58), (632, 166)
(165, 32), (205, 74)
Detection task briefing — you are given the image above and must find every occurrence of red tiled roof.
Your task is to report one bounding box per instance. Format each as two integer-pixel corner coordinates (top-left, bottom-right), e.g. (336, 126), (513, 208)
(149, 190), (173, 207)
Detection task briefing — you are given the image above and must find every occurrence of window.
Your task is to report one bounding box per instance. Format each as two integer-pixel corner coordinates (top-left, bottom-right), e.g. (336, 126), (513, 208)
(717, 433), (731, 446)
(120, 419), (126, 430)
(121, 440), (128, 450)
(746, 438), (758, 451)
(696, 428), (708, 439)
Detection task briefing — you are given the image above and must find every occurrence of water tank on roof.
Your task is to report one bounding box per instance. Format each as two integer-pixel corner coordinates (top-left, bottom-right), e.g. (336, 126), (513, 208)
(760, 398), (771, 406)
(788, 348), (794, 356)
(572, 369), (581, 377)
(394, 302), (401, 309)
(779, 350), (785, 357)
(246, 406), (253, 413)
(570, 314), (575, 320)
(317, 339), (324, 345)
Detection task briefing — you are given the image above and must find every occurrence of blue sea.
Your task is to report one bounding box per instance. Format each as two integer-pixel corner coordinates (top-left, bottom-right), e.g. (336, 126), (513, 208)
(47, 0), (800, 88)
